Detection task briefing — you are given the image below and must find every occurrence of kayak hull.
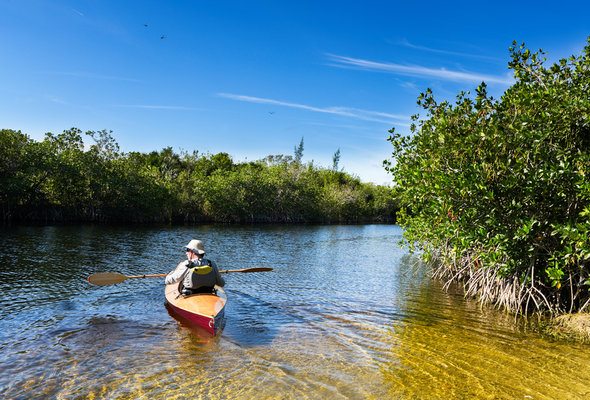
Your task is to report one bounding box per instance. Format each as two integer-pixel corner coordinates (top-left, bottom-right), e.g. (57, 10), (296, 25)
(165, 284), (226, 335)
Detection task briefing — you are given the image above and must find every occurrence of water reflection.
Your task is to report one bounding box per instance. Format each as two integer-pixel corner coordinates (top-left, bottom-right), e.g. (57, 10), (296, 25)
(165, 302), (225, 345)
(1, 225), (590, 399)
(381, 259), (590, 399)
(222, 289), (281, 346)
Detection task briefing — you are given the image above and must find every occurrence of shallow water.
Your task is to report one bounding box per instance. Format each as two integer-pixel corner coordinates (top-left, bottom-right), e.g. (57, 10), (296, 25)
(0, 224), (589, 399)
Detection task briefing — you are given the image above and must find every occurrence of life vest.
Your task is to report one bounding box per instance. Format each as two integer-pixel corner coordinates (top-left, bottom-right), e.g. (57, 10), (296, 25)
(188, 259), (213, 276)
(178, 258), (217, 294)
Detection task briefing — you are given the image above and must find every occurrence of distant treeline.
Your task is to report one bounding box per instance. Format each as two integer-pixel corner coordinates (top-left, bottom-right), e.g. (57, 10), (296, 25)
(1, 128), (398, 224)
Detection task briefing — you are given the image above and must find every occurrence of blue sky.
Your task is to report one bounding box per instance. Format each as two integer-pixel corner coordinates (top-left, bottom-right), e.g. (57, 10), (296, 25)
(1, 1), (589, 184)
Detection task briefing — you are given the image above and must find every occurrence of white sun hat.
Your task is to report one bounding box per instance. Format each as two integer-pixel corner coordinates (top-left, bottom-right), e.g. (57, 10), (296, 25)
(185, 239), (205, 255)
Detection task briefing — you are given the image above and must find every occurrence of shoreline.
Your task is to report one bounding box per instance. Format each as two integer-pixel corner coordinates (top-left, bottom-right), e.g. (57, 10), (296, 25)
(545, 313), (590, 343)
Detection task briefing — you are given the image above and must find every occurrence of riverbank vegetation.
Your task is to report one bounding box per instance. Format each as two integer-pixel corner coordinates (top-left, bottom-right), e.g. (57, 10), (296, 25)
(1, 128), (397, 224)
(386, 38), (590, 315)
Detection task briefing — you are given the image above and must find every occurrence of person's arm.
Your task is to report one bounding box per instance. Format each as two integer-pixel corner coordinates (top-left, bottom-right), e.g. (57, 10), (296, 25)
(212, 260), (225, 287)
(165, 261), (187, 284)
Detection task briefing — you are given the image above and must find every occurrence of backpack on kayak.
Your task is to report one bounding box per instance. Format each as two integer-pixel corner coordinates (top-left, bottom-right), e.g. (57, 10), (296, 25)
(178, 259), (215, 295)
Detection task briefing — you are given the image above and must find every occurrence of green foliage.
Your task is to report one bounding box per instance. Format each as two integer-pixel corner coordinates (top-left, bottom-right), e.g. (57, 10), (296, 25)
(386, 38), (590, 314)
(294, 137), (304, 164)
(0, 129), (397, 224)
(332, 148), (341, 171)
(0, 129), (39, 221)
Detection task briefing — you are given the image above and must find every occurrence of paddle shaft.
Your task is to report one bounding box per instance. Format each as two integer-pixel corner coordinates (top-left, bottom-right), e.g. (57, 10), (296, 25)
(127, 273), (167, 279)
(129, 268), (272, 277)
(88, 267), (272, 286)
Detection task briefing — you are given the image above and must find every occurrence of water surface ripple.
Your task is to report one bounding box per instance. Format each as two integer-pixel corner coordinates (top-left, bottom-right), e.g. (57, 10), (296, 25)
(0, 225), (589, 399)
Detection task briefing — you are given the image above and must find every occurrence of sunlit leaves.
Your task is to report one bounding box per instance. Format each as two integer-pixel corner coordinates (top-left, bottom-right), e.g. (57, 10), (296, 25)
(1, 129), (398, 224)
(386, 37), (590, 313)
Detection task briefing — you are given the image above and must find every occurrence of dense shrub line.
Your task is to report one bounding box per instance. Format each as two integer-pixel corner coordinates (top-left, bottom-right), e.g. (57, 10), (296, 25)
(386, 38), (590, 314)
(0, 128), (397, 224)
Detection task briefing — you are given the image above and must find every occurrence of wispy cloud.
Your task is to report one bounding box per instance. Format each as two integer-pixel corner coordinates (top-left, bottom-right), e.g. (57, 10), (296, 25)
(397, 38), (501, 61)
(326, 54), (513, 85)
(71, 8), (85, 17)
(113, 104), (204, 111)
(399, 81), (419, 91)
(42, 71), (141, 83)
(46, 95), (69, 105)
(217, 93), (409, 124)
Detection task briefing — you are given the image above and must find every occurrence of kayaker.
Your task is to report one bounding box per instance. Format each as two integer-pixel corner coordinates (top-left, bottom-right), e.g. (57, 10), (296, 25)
(165, 239), (225, 295)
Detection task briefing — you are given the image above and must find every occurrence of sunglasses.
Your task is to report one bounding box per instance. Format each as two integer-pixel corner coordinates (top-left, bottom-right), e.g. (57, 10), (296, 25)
(185, 248), (193, 253)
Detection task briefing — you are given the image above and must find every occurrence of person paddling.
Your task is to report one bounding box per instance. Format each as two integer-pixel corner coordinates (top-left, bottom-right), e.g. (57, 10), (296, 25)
(165, 239), (225, 295)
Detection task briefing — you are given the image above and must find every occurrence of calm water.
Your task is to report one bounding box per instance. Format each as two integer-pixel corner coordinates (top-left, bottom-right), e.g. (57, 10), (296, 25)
(0, 224), (589, 399)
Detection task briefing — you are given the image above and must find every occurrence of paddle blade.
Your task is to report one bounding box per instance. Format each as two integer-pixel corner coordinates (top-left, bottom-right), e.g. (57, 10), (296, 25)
(220, 267), (273, 273)
(241, 267), (273, 273)
(88, 272), (129, 286)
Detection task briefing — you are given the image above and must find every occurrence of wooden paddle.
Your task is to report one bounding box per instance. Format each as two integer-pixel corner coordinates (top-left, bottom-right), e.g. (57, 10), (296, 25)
(219, 267), (273, 274)
(88, 267), (273, 286)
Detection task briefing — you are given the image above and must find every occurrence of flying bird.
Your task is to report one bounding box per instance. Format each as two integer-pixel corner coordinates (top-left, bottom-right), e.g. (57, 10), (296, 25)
(143, 23), (148, 27)
(160, 35), (167, 39)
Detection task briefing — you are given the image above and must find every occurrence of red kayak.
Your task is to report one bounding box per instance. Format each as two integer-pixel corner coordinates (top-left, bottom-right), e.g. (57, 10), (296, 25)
(164, 284), (227, 335)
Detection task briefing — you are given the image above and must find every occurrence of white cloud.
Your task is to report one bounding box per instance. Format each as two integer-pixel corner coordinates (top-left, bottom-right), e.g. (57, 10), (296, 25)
(217, 93), (409, 124)
(113, 104), (204, 111)
(326, 54), (513, 85)
(397, 38), (501, 61)
(45, 95), (68, 105)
